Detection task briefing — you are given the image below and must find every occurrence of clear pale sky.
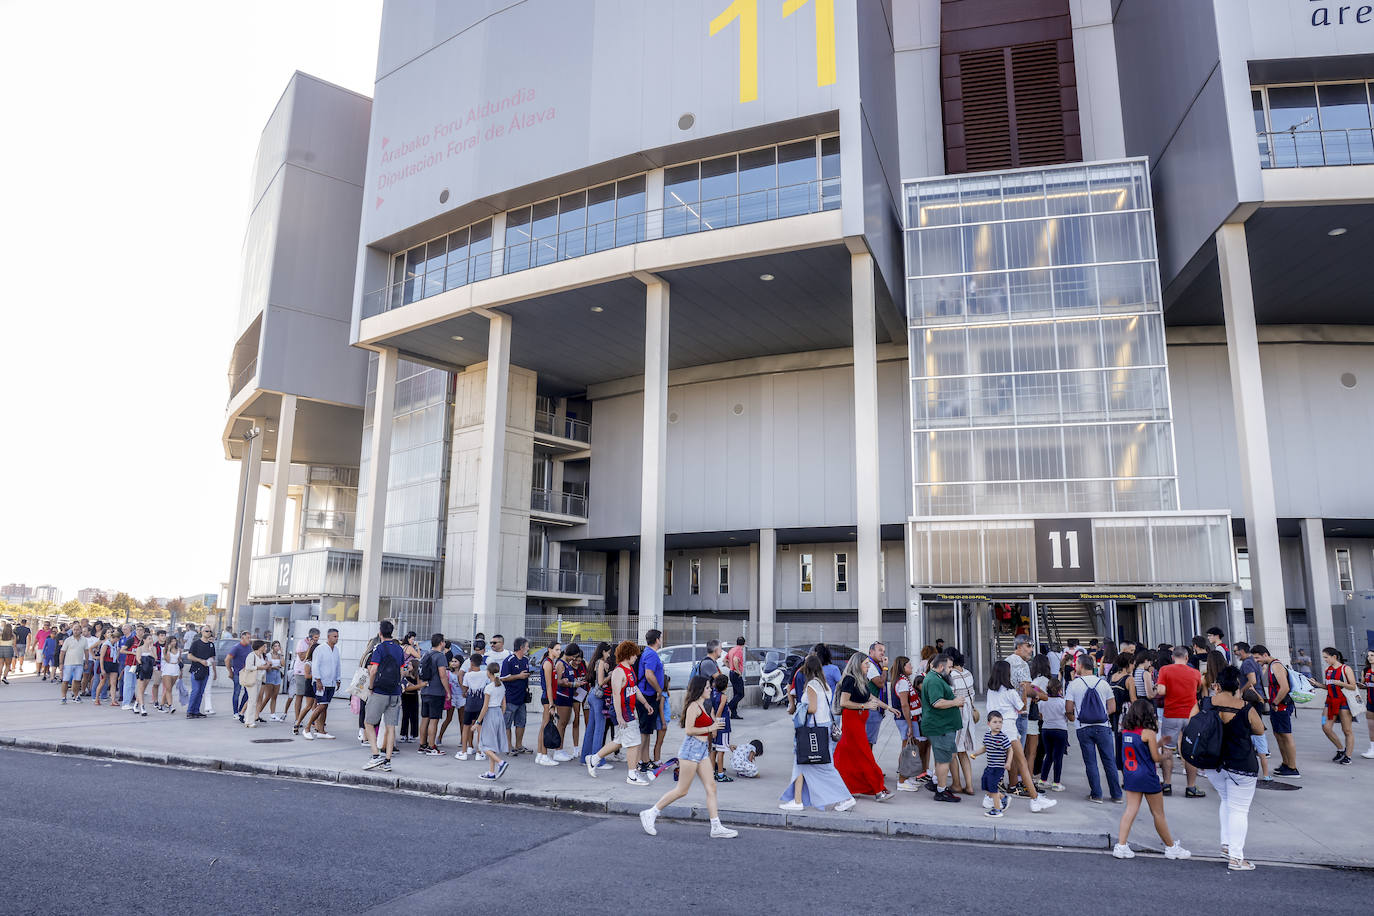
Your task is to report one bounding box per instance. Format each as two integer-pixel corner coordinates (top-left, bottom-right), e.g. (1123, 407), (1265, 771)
(0, 0), (383, 601)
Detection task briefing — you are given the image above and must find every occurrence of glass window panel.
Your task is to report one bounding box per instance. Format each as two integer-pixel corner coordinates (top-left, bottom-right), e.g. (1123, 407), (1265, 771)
(1015, 426), (1065, 480)
(615, 175), (646, 246)
(1059, 369), (1107, 419)
(1091, 212), (1143, 262)
(973, 428), (1018, 481)
(468, 220), (493, 281)
(1095, 262), (1147, 311)
(1050, 215), (1091, 266)
(1013, 373), (1060, 423)
(918, 227), (963, 276)
(959, 175), (1003, 224)
(504, 206), (532, 272)
(1000, 171), (1046, 219)
(403, 247), (425, 304)
(778, 139), (818, 216)
(975, 482), (1021, 514)
(1267, 85), (1320, 166)
(1253, 90), (1271, 166)
(1101, 313), (1158, 368)
(663, 163), (700, 237)
(1106, 366), (1167, 417)
(927, 430), (972, 482)
(913, 179), (960, 227)
(969, 374), (1015, 424)
(424, 236), (447, 275)
(700, 154), (738, 229)
(1317, 83), (1374, 165)
(925, 326), (968, 376)
(558, 191), (587, 260)
(1004, 219), (1051, 270)
(966, 271), (1008, 318)
(1044, 167), (1091, 215)
(1010, 322), (1056, 372)
(820, 136), (841, 210)
(1088, 162), (1145, 212)
(586, 184), (616, 252)
(738, 146), (776, 223)
(962, 222), (1006, 272)
(969, 324), (1013, 374)
(928, 376), (972, 424)
(1063, 424), (1111, 479)
(445, 227), (470, 292)
(916, 276), (967, 321)
(1065, 479), (1110, 512)
(1056, 318), (1103, 371)
(1052, 266), (1094, 314)
(1106, 422), (1167, 479)
(531, 199), (559, 266)
(1007, 269), (1053, 316)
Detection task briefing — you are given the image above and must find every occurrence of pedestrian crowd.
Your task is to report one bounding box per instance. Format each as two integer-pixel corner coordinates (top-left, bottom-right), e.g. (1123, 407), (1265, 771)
(14, 614), (1372, 865)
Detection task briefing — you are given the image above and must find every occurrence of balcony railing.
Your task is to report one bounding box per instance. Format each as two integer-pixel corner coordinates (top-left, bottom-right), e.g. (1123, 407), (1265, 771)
(1257, 128), (1374, 169)
(228, 358), (258, 400)
(362, 177), (839, 318)
(534, 409), (591, 443)
(530, 487), (588, 518)
(299, 509), (355, 533)
(527, 567), (603, 596)
(248, 548), (437, 601)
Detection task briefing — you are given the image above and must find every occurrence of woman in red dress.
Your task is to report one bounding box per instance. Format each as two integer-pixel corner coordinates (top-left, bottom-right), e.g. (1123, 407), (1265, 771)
(833, 652), (894, 800)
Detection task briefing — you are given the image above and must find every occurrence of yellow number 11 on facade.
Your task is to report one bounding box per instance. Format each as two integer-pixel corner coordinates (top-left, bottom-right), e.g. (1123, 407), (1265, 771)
(710, 0), (836, 104)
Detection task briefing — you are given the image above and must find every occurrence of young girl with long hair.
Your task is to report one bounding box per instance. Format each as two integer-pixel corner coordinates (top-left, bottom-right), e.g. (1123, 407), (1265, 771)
(638, 674), (738, 838)
(159, 638), (181, 714)
(1321, 647), (1358, 764)
(1113, 698), (1190, 860)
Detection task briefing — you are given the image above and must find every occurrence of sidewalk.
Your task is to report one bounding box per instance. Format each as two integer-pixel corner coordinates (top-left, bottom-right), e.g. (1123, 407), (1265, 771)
(2, 669), (1369, 867)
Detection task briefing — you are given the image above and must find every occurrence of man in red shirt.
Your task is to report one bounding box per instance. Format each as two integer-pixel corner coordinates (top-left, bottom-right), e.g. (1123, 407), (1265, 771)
(1154, 646), (1206, 798)
(725, 637), (747, 720)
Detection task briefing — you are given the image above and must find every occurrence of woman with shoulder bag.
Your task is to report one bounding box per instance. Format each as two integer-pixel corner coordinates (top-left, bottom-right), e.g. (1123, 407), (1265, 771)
(581, 642), (613, 769)
(1189, 666), (1264, 870)
(350, 635), (380, 744)
(779, 654), (856, 813)
(638, 674), (739, 838)
(241, 640), (267, 727)
(1320, 647), (1359, 765)
(833, 652), (894, 801)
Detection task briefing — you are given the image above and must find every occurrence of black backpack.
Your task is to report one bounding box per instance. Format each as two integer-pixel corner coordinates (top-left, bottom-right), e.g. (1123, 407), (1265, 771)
(1180, 699), (1224, 770)
(419, 651), (436, 684)
(373, 643), (402, 693)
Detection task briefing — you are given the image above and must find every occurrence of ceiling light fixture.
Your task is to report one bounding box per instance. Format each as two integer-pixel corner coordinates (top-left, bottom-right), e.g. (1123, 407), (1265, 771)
(759, 273), (775, 281)
(450, 335), (464, 341)
(590, 306), (604, 312)
(1328, 227), (1347, 237)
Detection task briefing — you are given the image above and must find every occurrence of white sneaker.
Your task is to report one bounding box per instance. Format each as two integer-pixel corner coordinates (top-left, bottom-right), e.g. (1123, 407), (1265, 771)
(476, 752), (486, 760)
(357, 729), (366, 744)
(302, 730), (316, 741)
(552, 750), (574, 762)
(709, 823), (738, 839)
(639, 808), (658, 836)
(779, 800), (804, 811)
(456, 751), (469, 760)
(1164, 843), (1191, 860)
(834, 798), (856, 812)
(121, 704), (133, 711)
(536, 754), (559, 767)
(896, 779), (920, 792)
(626, 774), (650, 786)
(318, 732), (335, 740)
(1112, 843), (1135, 859)
(585, 754), (599, 777)
(1029, 796), (1057, 813)
(270, 714), (285, 721)
(982, 795), (994, 809)
(1362, 745), (1374, 759)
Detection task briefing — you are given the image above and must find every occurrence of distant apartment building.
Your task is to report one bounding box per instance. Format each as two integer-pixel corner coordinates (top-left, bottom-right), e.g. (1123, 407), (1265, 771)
(76, 588), (112, 605)
(1, 583), (33, 603)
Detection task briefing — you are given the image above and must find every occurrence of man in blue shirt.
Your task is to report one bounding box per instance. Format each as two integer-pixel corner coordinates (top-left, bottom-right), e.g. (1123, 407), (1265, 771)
(500, 637), (532, 753)
(223, 632), (253, 721)
(363, 620), (407, 772)
(636, 629), (665, 770)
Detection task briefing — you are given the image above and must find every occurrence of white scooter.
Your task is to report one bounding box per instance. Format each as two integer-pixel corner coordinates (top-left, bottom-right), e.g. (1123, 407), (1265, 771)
(759, 664), (788, 709)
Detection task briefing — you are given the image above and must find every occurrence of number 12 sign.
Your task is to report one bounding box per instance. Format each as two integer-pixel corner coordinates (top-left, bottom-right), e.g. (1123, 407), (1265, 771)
(1033, 518), (1096, 584)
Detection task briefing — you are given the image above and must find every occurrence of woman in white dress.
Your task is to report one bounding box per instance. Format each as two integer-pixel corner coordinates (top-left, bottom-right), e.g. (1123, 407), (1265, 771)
(159, 638), (182, 714)
(779, 654), (856, 813)
(948, 648), (978, 796)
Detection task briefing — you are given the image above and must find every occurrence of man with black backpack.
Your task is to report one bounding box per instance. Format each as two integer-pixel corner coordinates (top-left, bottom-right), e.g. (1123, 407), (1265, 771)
(363, 620), (407, 772)
(1066, 653), (1121, 804)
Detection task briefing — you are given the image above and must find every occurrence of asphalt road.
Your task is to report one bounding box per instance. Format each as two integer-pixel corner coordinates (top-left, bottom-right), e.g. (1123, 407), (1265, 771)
(1, 749), (1369, 915)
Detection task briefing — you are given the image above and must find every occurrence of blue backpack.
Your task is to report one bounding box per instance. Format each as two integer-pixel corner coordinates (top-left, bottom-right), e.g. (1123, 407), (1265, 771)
(1077, 675), (1109, 725)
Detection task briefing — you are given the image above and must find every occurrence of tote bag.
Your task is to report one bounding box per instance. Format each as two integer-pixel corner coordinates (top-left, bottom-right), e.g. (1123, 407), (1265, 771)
(795, 713), (831, 766)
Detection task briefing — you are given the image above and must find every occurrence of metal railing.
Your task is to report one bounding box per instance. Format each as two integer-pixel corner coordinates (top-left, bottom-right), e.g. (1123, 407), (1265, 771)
(1257, 128), (1374, 169)
(527, 567), (603, 596)
(529, 487), (588, 518)
(299, 509), (355, 533)
(362, 177), (839, 318)
(228, 358), (258, 400)
(534, 409), (591, 443)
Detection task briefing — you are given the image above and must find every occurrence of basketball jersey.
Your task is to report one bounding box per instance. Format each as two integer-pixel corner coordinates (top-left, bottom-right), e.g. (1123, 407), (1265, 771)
(617, 663), (638, 722)
(1120, 728), (1162, 793)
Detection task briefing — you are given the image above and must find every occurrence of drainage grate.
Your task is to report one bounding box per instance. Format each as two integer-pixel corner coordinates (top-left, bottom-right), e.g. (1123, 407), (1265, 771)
(248, 738), (294, 744)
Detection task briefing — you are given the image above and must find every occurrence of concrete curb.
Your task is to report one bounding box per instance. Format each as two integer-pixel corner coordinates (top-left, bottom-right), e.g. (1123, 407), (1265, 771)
(5, 738), (1112, 851)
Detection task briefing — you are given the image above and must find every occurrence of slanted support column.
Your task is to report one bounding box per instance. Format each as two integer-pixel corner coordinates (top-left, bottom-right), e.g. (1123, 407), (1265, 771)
(637, 275), (670, 633)
(472, 313), (513, 636)
(267, 394), (297, 555)
(1299, 518), (1336, 655)
(228, 424), (264, 630)
(1217, 224), (1289, 661)
(851, 251), (882, 650)
(359, 349), (399, 622)
(759, 529), (777, 647)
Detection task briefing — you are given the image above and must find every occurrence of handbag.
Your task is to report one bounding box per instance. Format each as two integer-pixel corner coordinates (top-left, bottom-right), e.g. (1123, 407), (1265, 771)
(543, 718), (563, 750)
(897, 740), (924, 779)
(240, 663), (259, 688)
(1342, 685), (1367, 718)
(795, 714), (832, 766)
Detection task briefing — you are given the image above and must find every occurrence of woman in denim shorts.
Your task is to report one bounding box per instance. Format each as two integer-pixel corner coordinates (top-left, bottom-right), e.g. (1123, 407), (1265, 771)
(636, 675), (738, 839)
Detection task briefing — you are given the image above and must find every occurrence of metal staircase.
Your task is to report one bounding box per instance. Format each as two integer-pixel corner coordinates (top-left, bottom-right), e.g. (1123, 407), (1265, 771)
(989, 602), (1103, 662)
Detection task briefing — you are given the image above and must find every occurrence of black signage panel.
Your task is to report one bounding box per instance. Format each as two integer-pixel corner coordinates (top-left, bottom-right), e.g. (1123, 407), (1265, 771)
(1033, 518), (1095, 583)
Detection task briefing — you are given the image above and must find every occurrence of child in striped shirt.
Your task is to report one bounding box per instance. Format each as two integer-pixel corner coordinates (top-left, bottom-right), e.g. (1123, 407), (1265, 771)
(972, 711), (1012, 817)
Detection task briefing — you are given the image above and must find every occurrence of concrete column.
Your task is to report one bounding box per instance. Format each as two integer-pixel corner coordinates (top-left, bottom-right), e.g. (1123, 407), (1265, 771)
(759, 528), (776, 647)
(472, 313), (513, 636)
(1299, 518), (1336, 654)
(617, 548), (632, 636)
(851, 251), (882, 649)
(645, 167), (665, 240)
(267, 394), (297, 555)
(747, 541), (760, 645)
(1216, 224), (1289, 661)
(359, 349), (399, 622)
(637, 277), (669, 632)
(229, 424), (264, 628)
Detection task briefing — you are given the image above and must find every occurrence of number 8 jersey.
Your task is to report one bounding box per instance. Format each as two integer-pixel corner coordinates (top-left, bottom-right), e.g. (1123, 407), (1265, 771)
(1121, 728), (1163, 795)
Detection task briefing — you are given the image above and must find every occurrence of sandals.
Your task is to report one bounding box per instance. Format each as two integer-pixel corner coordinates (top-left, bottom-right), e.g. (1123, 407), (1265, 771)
(1227, 858), (1255, 871)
